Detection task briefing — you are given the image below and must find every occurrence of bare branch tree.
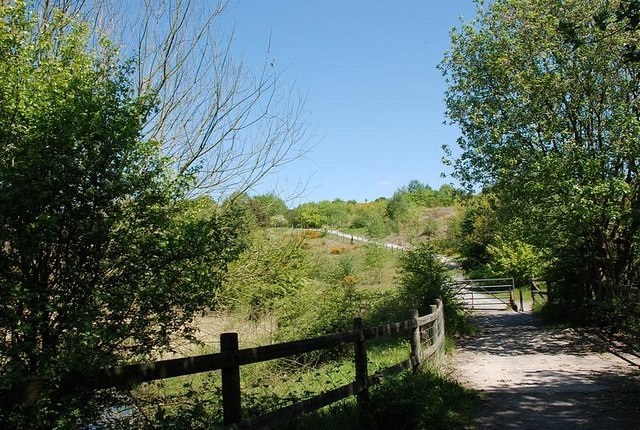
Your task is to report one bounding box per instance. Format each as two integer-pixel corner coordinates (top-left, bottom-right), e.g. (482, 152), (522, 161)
(31, 0), (314, 200)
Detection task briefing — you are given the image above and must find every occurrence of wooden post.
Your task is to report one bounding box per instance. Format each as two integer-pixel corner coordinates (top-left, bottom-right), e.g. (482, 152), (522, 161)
(547, 280), (552, 303)
(221, 332), (241, 427)
(353, 317), (369, 405)
(429, 304), (438, 347)
(436, 299), (445, 346)
(410, 309), (422, 368)
(519, 289), (524, 312)
(531, 279), (537, 305)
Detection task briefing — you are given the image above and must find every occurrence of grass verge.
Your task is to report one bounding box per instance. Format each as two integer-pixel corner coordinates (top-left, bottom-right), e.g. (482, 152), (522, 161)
(287, 364), (480, 430)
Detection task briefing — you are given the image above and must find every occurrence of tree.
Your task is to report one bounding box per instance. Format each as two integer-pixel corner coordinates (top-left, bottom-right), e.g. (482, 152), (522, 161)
(386, 190), (411, 223)
(290, 202), (325, 228)
(449, 194), (499, 270)
(249, 194), (288, 227)
(0, 4), (245, 427)
(487, 237), (549, 288)
(364, 244), (387, 284)
(30, 0), (312, 199)
(441, 0), (640, 310)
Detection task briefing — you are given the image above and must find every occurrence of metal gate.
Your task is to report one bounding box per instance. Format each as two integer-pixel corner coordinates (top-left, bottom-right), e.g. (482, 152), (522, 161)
(449, 278), (516, 311)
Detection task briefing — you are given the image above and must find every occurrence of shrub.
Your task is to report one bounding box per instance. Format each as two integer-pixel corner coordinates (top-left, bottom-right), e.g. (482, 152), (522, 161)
(486, 236), (548, 288)
(222, 231), (309, 317)
(398, 243), (468, 334)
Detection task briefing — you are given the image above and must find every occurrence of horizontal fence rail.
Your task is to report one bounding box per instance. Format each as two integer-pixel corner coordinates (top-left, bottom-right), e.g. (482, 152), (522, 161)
(10, 299), (446, 429)
(449, 278), (515, 310)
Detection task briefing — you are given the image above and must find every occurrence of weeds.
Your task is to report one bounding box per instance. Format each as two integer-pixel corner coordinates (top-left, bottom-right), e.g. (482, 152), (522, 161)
(291, 366), (479, 429)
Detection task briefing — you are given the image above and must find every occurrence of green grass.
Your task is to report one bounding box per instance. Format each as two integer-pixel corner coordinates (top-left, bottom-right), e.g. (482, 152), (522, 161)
(302, 234), (400, 291)
(128, 225), (473, 427)
(132, 329), (468, 428)
(288, 365), (480, 430)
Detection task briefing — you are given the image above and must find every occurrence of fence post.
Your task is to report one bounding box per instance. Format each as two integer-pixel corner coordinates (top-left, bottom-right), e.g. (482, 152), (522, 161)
(519, 289), (524, 312)
(429, 304), (438, 349)
(353, 317), (369, 405)
(221, 332), (241, 427)
(530, 279), (536, 305)
(409, 309), (422, 368)
(435, 299), (444, 353)
(547, 280), (552, 303)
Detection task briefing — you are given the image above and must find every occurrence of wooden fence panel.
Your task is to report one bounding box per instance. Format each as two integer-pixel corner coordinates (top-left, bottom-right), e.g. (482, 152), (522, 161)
(9, 299), (446, 429)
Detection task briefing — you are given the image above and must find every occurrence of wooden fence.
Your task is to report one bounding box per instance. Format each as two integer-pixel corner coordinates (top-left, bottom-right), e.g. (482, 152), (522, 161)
(12, 299), (445, 429)
(530, 278), (550, 306)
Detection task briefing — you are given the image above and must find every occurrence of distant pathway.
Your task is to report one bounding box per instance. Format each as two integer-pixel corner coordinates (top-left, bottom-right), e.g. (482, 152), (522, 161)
(302, 228), (461, 269)
(319, 228), (409, 251)
(452, 311), (640, 429)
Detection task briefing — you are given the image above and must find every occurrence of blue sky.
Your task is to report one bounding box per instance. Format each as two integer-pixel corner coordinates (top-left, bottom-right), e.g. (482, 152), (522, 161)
(219, 1), (478, 204)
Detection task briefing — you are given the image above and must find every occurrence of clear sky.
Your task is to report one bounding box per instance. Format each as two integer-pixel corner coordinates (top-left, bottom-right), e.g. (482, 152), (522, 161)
(218, 1), (478, 204)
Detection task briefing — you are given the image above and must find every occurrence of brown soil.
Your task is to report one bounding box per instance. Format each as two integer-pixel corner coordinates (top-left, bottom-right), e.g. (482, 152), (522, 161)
(452, 311), (640, 429)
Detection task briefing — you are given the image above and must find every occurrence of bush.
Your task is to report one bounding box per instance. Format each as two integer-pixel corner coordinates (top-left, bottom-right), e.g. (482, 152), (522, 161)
(274, 280), (367, 352)
(294, 367), (479, 429)
(221, 231), (309, 317)
(398, 243), (468, 334)
(486, 236), (548, 288)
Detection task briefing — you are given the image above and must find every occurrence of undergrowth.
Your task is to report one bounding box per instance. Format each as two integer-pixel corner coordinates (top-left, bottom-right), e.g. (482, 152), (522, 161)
(288, 365), (480, 430)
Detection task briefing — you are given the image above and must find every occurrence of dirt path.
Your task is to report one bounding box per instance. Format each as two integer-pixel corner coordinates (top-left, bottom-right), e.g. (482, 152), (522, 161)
(452, 310), (640, 429)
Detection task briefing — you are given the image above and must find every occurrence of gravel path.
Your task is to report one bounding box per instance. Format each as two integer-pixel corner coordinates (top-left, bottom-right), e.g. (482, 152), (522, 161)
(452, 310), (640, 429)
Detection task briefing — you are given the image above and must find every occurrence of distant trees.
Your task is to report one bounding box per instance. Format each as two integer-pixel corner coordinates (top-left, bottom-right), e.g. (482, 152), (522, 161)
(442, 0), (640, 312)
(249, 194), (289, 227)
(287, 182), (464, 233)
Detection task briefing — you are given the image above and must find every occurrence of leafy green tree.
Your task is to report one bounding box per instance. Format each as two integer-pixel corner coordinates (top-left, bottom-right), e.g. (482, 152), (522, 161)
(364, 244), (388, 284)
(407, 179), (427, 194)
(487, 237), (549, 288)
(290, 202), (325, 228)
(316, 199), (351, 227)
(442, 0), (640, 309)
(365, 210), (390, 238)
(249, 193), (288, 227)
(386, 190), (411, 223)
(449, 194), (499, 270)
(0, 5), (245, 427)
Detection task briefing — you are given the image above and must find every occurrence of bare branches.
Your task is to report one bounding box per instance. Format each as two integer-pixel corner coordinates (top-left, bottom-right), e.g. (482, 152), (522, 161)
(32, 0), (313, 199)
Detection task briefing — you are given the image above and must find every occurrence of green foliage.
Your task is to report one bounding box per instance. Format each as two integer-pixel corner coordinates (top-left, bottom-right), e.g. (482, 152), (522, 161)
(295, 367), (479, 429)
(222, 230), (309, 317)
(287, 183), (463, 236)
(385, 190), (411, 223)
(289, 202), (325, 228)
(442, 0), (640, 318)
(398, 243), (468, 334)
(249, 194), (288, 227)
(404, 181), (464, 208)
(274, 280), (366, 347)
(364, 244), (387, 284)
(447, 194), (498, 269)
(486, 236), (549, 288)
(0, 4), (245, 427)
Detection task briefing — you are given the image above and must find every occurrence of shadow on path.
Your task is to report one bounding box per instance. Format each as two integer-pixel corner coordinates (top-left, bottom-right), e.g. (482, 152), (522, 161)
(457, 312), (606, 357)
(453, 311), (640, 429)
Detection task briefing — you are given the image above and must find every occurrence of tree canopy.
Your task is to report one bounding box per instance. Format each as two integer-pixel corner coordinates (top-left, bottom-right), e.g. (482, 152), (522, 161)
(442, 0), (640, 308)
(0, 3), (247, 427)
